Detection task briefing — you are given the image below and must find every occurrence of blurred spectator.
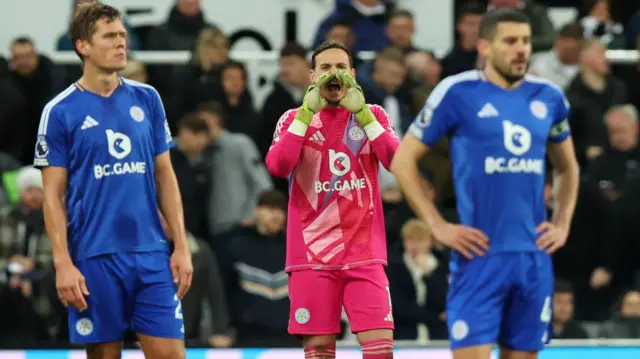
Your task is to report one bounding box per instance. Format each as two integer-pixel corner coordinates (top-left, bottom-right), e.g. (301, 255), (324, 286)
(227, 189), (294, 346)
(260, 43), (310, 193)
(173, 27), (230, 126)
(56, 0), (140, 51)
(387, 219), (448, 342)
(0, 167), (52, 345)
(580, 0), (625, 49)
(146, 0), (220, 113)
(170, 113), (213, 239)
(0, 61), (25, 160)
(312, 0), (391, 52)
(119, 59), (148, 84)
(386, 10), (419, 54)
(619, 33), (640, 112)
(198, 102), (273, 256)
(440, 2), (485, 79)
(181, 233), (232, 348)
(565, 39), (627, 169)
(324, 21), (361, 68)
(552, 280), (589, 339)
(488, 0), (556, 52)
(627, 10), (640, 49)
(407, 51), (443, 116)
(529, 22), (584, 89)
(360, 47), (411, 135)
(591, 105), (640, 297)
(213, 62), (261, 141)
(145, 0), (218, 51)
(599, 290), (640, 338)
(8, 37), (62, 165)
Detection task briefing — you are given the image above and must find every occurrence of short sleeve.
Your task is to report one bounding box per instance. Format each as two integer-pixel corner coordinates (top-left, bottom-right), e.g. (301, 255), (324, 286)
(548, 90), (571, 143)
(150, 88), (174, 156)
(407, 79), (460, 147)
(33, 107), (69, 169)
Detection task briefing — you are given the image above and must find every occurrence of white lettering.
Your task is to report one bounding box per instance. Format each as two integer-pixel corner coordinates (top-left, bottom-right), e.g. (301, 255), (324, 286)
(484, 157), (543, 175)
(94, 162), (146, 179)
(314, 178), (367, 193)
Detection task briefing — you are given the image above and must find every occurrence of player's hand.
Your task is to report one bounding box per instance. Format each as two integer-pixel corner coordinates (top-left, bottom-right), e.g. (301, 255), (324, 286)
(295, 71), (336, 125)
(336, 70), (378, 129)
(170, 248), (193, 299)
(431, 222), (489, 259)
(535, 221), (569, 254)
(55, 262), (89, 312)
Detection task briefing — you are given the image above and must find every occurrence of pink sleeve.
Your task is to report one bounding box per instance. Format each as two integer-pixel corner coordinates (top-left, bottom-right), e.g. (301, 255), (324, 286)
(265, 108), (306, 178)
(363, 104), (400, 170)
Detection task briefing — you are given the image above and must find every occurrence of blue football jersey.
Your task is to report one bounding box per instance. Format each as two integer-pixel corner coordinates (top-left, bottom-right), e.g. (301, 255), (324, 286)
(408, 70), (570, 255)
(34, 78), (174, 261)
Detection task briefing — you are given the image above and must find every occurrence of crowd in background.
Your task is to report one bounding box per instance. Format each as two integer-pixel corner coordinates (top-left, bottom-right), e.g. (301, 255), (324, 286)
(1, 0), (640, 349)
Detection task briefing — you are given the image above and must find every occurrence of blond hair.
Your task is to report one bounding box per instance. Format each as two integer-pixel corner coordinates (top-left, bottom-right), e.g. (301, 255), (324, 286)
(194, 27), (228, 70)
(400, 219), (430, 240)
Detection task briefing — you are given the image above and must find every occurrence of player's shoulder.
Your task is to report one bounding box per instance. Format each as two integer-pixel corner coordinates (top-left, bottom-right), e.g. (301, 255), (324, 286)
(524, 74), (566, 98)
(276, 107), (300, 125)
(121, 77), (162, 102)
(429, 70), (483, 103)
(42, 84), (81, 118)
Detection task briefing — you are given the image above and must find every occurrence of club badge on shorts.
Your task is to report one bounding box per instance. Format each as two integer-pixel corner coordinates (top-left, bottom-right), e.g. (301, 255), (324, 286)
(76, 318), (94, 336)
(294, 308), (310, 324)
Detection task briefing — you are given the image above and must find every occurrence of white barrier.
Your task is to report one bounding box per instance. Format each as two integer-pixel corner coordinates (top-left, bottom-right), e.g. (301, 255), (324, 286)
(48, 49), (639, 110)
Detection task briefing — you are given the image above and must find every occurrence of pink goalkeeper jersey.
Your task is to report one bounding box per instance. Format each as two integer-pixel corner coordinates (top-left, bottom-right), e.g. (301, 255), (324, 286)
(266, 105), (400, 272)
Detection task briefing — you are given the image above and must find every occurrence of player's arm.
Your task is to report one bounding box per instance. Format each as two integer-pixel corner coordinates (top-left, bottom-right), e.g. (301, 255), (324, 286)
(35, 106), (89, 310)
(149, 88), (193, 297)
(42, 167), (70, 265)
(391, 137), (446, 228)
(265, 109), (306, 178)
(547, 130), (580, 231)
(155, 152), (187, 248)
(365, 105), (401, 170)
(391, 81), (488, 258)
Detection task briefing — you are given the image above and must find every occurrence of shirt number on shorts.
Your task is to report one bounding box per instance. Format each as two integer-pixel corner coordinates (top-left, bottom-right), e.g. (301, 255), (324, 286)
(174, 294), (183, 320)
(540, 296), (552, 323)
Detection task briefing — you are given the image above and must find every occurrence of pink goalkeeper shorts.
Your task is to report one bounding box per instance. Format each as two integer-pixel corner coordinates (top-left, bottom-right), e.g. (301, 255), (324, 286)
(288, 264), (395, 335)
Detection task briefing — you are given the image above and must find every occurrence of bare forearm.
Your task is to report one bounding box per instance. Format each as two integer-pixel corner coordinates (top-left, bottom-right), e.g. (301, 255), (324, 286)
(157, 170), (187, 251)
(44, 195), (71, 266)
(391, 158), (445, 228)
(551, 168), (579, 229)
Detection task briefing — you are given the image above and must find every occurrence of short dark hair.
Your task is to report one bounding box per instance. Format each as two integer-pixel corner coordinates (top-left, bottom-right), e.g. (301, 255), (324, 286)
(555, 279), (574, 294)
(198, 101), (225, 120)
(479, 8), (530, 40)
(280, 42), (308, 60)
(458, 1), (486, 21)
(221, 60), (247, 80)
(178, 113), (210, 134)
(69, 1), (121, 60)
(257, 189), (288, 211)
(311, 40), (354, 69)
(388, 9), (414, 23)
(11, 37), (34, 47)
(328, 21), (352, 31)
(557, 22), (584, 40)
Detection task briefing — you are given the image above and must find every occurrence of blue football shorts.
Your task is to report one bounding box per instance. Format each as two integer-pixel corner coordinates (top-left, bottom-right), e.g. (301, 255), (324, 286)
(447, 251), (554, 352)
(68, 251), (184, 344)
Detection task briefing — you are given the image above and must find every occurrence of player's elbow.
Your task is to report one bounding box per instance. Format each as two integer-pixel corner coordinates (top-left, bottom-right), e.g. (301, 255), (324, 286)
(265, 151), (292, 178)
(390, 152), (413, 178)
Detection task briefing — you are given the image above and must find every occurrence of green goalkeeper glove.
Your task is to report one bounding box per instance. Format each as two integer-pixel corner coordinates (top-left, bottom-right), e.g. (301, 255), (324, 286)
(295, 71), (336, 125)
(336, 70), (377, 128)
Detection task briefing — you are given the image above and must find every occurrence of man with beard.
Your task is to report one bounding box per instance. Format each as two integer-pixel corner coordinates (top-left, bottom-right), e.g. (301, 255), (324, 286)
(391, 9), (580, 359)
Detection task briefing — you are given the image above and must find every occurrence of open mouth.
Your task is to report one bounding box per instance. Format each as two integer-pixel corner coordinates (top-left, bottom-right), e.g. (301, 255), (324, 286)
(327, 82), (342, 94)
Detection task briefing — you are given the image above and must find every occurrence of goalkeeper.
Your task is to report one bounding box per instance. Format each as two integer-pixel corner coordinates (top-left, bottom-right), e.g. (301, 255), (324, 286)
(266, 41), (400, 359)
